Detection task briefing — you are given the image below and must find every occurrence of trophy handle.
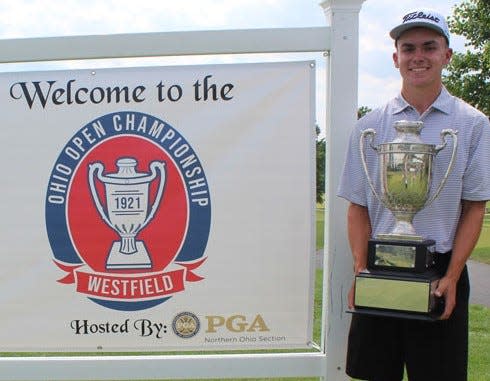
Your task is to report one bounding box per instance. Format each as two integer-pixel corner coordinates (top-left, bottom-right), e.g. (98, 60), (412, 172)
(426, 129), (458, 206)
(139, 161), (166, 231)
(88, 162), (113, 228)
(360, 129), (384, 205)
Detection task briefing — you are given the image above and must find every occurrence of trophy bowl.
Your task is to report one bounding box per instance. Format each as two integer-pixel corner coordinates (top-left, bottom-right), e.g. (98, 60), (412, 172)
(361, 120), (458, 241)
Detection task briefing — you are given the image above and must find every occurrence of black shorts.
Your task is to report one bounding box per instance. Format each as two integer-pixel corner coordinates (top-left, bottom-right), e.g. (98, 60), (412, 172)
(346, 253), (470, 381)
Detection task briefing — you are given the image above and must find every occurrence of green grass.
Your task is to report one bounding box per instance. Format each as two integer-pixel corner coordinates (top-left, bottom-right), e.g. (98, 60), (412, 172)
(472, 213), (490, 264)
(468, 305), (490, 380)
(315, 207), (325, 250)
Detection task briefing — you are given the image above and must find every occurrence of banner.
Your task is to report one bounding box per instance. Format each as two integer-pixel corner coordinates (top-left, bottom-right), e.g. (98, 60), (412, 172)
(0, 61), (315, 351)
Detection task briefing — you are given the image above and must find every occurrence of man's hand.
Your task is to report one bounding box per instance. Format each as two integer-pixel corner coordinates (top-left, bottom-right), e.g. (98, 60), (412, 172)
(348, 280), (356, 310)
(347, 268), (368, 310)
(346, 203), (371, 311)
(435, 276), (458, 319)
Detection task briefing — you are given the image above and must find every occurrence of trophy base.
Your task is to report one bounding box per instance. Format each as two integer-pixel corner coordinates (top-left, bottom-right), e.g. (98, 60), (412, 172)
(353, 271), (444, 320)
(106, 241), (152, 270)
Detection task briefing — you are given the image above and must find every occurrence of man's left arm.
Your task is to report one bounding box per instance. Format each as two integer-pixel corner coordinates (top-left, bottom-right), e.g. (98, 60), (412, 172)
(436, 199), (486, 319)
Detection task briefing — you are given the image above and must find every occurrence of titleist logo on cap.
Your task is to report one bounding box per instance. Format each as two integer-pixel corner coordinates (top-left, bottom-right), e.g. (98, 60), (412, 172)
(403, 11), (440, 24)
(390, 8), (449, 43)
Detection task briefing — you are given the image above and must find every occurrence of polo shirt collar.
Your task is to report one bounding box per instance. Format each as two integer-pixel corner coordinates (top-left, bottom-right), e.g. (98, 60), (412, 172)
(392, 87), (452, 115)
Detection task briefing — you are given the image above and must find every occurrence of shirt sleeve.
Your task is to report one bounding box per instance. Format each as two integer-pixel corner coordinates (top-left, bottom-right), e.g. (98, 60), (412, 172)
(337, 119), (370, 206)
(462, 113), (490, 201)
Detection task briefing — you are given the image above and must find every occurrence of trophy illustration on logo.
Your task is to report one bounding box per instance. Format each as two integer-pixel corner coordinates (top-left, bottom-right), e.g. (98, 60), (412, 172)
(353, 120), (457, 319)
(88, 157), (166, 270)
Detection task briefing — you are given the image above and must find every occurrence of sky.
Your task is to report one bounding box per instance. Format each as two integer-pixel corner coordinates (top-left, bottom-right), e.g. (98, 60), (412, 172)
(0, 0), (468, 124)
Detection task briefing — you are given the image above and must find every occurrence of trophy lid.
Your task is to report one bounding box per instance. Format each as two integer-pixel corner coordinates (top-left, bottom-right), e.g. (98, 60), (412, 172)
(110, 157), (145, 178)
(377, 120), (435, 153)
(392, 120), (424, 144)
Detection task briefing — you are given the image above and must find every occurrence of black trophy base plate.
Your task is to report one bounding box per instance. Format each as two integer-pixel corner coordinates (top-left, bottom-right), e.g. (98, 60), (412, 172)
(368, 239), (436, 273)
(347, 307), (440, 321)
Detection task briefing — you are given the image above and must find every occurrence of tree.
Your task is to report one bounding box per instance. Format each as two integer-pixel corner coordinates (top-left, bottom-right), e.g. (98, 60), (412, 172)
(316, 107), (371, 203)
(444, 0), (490, 116)
(358, 106), (372, 119)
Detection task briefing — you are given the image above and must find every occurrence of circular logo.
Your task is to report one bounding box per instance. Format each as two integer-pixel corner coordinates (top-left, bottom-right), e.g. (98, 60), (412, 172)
(172, 312), (200, 338)
(45, 111), (211, 311)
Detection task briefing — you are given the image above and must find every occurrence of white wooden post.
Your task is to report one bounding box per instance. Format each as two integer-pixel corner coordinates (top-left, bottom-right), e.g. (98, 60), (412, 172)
(320, 1), (365, 380)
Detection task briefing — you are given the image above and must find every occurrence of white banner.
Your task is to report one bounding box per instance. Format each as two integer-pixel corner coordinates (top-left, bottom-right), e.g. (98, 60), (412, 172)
(0, 61), (315, 351)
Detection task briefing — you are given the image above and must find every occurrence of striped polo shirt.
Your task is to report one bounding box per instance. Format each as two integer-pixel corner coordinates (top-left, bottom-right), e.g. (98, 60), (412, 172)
(337, 87), (490, 253)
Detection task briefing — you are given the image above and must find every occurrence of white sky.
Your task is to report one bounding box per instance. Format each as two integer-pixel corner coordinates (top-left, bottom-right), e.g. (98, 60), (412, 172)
(0, 0), (467, 125)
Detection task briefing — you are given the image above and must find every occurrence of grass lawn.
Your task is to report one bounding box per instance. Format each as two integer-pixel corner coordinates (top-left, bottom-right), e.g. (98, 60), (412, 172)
(316, 207), (325, 250)
(471, 213), (490, 264)
(468, 305), (490, 381)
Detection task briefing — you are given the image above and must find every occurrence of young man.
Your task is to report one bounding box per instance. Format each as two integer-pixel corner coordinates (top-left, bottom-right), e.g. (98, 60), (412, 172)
(338, 8), (490, 381)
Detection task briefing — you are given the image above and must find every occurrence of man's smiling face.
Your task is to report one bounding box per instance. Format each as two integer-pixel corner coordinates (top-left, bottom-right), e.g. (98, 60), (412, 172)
(393, 27), (452, 92)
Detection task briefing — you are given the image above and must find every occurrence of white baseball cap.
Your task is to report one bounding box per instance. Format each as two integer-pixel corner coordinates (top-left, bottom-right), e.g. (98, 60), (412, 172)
(390, 8), (450, 45)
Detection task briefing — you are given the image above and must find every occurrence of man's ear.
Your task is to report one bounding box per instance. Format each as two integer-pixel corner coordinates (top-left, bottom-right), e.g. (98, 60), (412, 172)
(444, 48), (453, 66)
(393, 51), (400, 69)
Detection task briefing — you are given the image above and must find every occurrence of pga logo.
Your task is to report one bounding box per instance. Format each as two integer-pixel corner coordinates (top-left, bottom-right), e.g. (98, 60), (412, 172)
(205, 314), (270, 333)
(45, 111), (211, 311)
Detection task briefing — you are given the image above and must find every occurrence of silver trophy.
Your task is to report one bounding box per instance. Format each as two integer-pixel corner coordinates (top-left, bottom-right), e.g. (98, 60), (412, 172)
(353, 120), (457, 319)
(89, 157), (166, 270)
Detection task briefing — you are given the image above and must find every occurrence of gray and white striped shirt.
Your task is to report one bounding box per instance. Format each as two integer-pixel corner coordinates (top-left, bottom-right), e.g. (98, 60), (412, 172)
(338, 87), (490, 253)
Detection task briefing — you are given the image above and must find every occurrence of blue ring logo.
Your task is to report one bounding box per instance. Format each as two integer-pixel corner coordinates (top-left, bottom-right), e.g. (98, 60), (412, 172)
(46, 111), (211, 311)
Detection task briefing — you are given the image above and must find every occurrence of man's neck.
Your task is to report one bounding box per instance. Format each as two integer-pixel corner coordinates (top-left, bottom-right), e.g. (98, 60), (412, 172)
(401, 85), (442, 115)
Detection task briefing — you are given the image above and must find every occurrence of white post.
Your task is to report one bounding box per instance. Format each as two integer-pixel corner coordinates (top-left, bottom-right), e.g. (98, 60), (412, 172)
(320, 0), (365, 380)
